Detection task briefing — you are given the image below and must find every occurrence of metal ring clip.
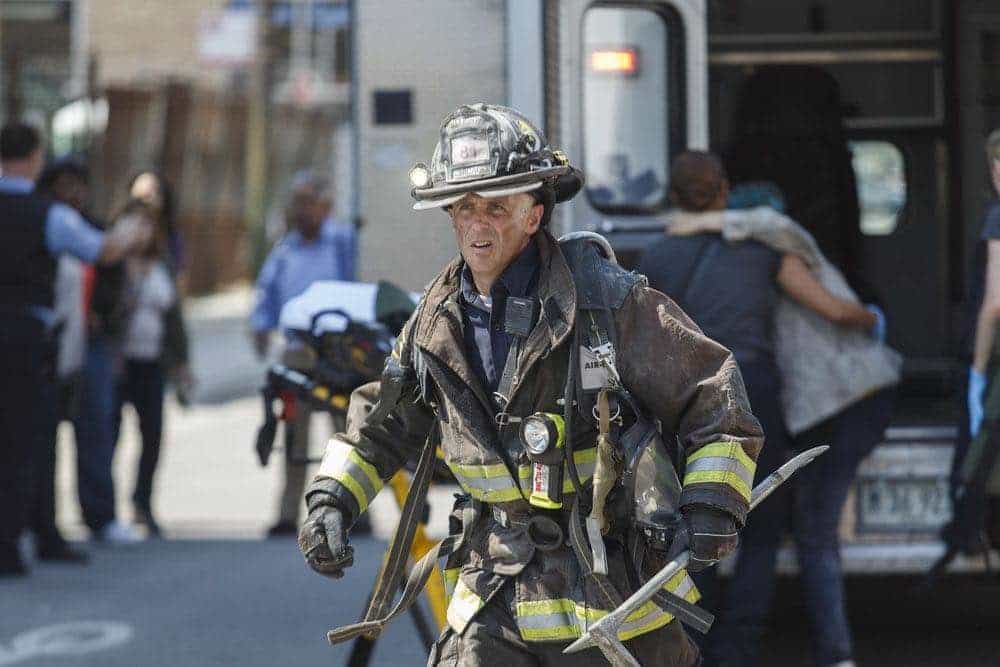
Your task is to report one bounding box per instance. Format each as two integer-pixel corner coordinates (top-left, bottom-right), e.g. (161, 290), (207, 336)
(592, 402), (622, 423)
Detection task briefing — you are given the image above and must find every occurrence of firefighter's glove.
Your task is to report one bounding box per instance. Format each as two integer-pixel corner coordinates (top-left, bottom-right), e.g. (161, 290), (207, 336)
(298, 487), (355, 579)
(667, 505), (739, 572)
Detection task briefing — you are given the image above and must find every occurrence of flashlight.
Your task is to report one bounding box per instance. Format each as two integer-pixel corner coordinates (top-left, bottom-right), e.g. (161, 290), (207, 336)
(520, 413), (565, 509)
(409, 162), (431, 189)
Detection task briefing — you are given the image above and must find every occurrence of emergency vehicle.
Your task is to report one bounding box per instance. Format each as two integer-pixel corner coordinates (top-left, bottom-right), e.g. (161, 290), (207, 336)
(350, 0), (1000, 573)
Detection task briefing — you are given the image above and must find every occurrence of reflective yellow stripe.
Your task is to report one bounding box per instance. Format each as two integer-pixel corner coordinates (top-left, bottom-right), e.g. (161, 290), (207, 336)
(684, 441), (755, 502)
(447, 460), (526, 502)
(442, 568), (459, 603)
(665, 568), (701, 604)
(683, 470), (752, 502)
(517, 599), (577, 616)
(348, 449), (382, 493)
(516, 447), (598, 494)
(514, 569), (701, 642)
(519, 624), (580, 641)
(316, 439), (384, 512)
(616, 602), (674, 641)
(450, 449), (600, 503)
(449, 461), (511, 478)
(446, 579), (485, 633)
(330, 472), (369, 512)
(448, 471), (524, 503)
(687, 441), (756, 471)
(516, 599), (579, 641)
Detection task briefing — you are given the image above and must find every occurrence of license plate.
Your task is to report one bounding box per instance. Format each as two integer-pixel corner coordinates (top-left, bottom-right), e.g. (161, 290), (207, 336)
(855, 477), (951, 533)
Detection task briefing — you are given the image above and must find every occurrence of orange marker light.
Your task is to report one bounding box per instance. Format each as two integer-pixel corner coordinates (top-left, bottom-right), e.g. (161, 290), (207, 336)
(590, 48), (638, 74)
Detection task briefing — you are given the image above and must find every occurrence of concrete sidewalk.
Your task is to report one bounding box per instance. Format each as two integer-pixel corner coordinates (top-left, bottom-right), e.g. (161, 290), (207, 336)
(55, 394), (454, 541)
(53, 283), (453, 539)
(183, 284), (271, 405)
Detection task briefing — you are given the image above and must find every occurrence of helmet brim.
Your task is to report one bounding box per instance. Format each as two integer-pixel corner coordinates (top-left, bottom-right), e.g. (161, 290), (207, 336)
(412, 181), (544, 211)
(411, 165), (577, 211)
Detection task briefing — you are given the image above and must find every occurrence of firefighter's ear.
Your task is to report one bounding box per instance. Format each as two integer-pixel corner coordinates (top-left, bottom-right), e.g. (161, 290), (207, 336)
(525, 200), (544, 234)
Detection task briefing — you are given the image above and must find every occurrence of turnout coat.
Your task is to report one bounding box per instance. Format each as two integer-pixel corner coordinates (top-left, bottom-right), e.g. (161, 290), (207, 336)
(314, 230), (763, 646)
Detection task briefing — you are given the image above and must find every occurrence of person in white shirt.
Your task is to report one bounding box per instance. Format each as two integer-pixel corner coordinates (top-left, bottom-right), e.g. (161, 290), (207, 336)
(110, 197), (187, 537)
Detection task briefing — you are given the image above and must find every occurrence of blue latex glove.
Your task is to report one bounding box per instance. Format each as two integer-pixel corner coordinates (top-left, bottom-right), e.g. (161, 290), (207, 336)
(865, 304), (887, 342)
(969, 368), (987, 438)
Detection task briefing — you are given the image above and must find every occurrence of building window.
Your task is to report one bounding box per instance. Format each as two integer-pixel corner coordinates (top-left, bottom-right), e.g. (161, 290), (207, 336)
(583, 6), (678, 213)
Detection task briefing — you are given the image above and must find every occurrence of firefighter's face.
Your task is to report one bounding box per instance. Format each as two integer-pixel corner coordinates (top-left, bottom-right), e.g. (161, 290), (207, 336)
(450, 192), (543, 292)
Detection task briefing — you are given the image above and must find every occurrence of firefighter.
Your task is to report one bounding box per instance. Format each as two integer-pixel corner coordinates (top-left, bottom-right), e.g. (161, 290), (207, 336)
(297, 103), (764, 665)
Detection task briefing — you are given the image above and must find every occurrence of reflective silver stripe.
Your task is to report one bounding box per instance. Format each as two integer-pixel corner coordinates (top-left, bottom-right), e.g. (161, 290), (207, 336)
(316, 439), (384, 512)
(663, 567), (699, 598)
(515, 582), (702, 643)
(442, 568), (459, 602)
(446, 579), (485, 633)
(614, 602), (673, 640)
(516, 448), (598, 494)
(684, 455), (754, 491)
(450, 471), (519, 493)
(516, 610), (576, 631)
(670, 575), (696, 601)
(572, 457), (597, 480)
(448, 463), (524, 502)
(516, 600), (581, 641)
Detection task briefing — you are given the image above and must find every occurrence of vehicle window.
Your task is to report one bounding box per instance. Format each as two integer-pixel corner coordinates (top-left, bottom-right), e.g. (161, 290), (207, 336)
(850, 140), (907, 236)
(583, 7), (670, 212)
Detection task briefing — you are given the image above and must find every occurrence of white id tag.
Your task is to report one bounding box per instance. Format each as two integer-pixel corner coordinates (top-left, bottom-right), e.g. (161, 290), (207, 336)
(580, 343), (614, 391)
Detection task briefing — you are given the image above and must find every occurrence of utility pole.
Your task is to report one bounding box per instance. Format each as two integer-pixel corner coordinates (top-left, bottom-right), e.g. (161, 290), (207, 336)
(245, 0), (273, 234)
(0, 9), (4, 120)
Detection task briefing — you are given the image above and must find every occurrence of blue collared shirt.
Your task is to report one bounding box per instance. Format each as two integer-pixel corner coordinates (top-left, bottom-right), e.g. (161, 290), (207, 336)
(250, 218), (358, 332)
(0, 176), (104, 262)
(0, 176), (104, 325)
(460, 239), (541, 392)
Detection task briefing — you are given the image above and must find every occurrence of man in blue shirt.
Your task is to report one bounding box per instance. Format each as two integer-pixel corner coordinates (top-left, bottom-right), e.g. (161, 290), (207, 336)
(0, 122), (151, 577)
(250, 170), (357, 535)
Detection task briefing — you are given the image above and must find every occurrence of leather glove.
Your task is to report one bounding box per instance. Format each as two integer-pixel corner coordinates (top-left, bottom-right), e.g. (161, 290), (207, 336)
(298, 500), (354, 579)
(666, 505), (739, 572)
(969, 367), (987, 438)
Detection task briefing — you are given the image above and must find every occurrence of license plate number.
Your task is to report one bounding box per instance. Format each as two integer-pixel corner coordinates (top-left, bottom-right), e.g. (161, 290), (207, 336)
(856, 477), (951, 533)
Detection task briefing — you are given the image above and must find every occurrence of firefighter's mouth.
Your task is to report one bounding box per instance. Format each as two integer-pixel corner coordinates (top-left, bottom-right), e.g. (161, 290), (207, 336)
(470, 241), (493, 249)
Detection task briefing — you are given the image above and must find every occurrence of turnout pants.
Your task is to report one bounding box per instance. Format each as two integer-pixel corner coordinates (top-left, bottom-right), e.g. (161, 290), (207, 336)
(428, 581), (701, 667)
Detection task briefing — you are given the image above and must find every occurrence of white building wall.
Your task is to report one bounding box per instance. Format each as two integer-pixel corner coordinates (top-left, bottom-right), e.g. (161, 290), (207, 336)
(355, 0), (507, 290)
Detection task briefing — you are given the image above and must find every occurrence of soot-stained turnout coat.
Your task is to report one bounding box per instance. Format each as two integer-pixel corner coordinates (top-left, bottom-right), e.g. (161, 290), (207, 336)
(313, 230), (763, 650)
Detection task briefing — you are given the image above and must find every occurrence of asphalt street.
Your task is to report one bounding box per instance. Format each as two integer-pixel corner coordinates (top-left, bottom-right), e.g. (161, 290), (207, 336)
(1, 536), (430, 666)
(6, 533), (1000, 666)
